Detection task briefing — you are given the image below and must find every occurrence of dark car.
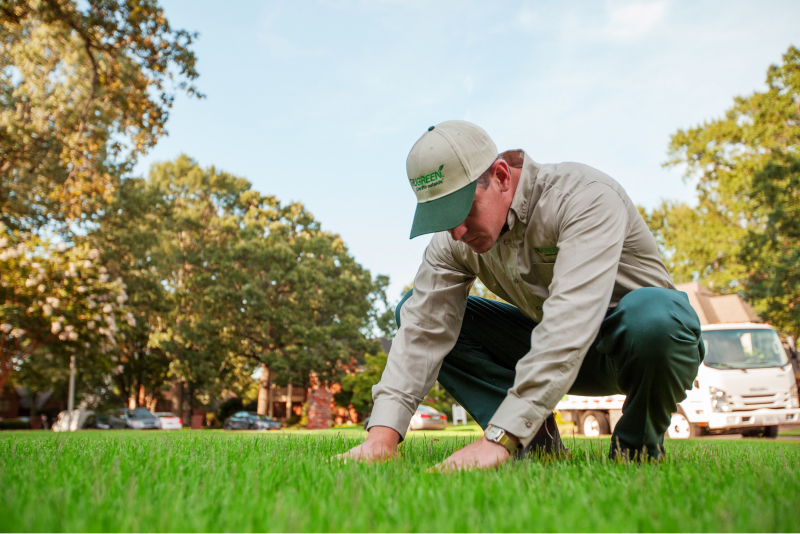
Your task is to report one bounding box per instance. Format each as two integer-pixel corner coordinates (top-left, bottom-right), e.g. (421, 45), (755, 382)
(109, 407), (161, 430)
(81, 412), (112, 430)
(91, 413), (113, 429)
(224, 411), (281, 431)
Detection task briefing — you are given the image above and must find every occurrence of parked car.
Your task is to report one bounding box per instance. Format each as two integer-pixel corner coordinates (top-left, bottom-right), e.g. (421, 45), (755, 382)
(408, 404), (448, 431)
(52, 410), (94, 431)
(93, 413), (112, 429)
(223, 411), (281, 431)
(109, 407), (161, 430)
(154, 412), (183, 430)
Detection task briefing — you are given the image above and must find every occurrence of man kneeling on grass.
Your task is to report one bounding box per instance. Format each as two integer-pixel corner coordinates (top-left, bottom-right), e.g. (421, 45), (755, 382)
(339, 121), (704, 470)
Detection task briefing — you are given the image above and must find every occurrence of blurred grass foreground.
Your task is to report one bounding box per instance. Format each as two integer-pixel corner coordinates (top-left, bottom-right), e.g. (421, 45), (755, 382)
(2, 429), (800, 532)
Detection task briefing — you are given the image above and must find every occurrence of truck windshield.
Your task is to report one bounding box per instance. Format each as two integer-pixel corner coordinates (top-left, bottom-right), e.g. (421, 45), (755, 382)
(702, 329), (789, 369)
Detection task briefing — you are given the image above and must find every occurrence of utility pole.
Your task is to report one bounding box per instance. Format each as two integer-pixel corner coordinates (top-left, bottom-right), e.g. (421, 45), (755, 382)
(67, 354), (75, 431)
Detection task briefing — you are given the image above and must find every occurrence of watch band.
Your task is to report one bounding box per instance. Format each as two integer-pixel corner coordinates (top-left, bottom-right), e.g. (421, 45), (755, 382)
(485, 425), (519, 455)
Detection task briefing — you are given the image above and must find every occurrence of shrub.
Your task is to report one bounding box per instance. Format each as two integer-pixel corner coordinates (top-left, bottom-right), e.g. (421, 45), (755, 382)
(216, 398), (244, 424)
(0, 419), (30, 430)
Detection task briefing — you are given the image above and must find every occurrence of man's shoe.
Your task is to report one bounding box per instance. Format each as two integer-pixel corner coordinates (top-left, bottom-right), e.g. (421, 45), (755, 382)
(518, 415), (569, 459)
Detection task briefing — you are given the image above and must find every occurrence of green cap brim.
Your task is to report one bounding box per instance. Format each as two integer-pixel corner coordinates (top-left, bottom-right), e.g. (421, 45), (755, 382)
(409, 180), (478, 239)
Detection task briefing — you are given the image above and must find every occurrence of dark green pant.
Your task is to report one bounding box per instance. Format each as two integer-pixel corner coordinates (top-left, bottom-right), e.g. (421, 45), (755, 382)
(396, 287), (704, 460)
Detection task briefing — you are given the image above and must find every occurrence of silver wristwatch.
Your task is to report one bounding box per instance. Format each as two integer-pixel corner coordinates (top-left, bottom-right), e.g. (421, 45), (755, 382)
(484, 425), (520, 454)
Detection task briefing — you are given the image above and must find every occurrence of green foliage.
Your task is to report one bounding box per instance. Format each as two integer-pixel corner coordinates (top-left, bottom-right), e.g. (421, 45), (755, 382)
(0, 1), (393, 414)
(0, 0), (201, 231)
(1, 432), (800, 531)
(401, 278), (504, 303)
(0, 419), (29, 430)
(422, 381), (465, 421)
(216, 397), (244, 424)
(82, 155), (390, 409)
(0, 225), (129, 391)
(0, 0), (200, 406)
(336, 350), (464, 420)
(336, 352), (387, 413)
(639, 201), (747, 291)
(647, 46), (800, 336)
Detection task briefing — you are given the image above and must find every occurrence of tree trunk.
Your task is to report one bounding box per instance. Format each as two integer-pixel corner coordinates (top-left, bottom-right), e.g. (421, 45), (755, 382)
(257, 363), (270, 415)
(67, 354), (76, 429)
(170, 379), (182, 418)
(286, 383), (293, 416)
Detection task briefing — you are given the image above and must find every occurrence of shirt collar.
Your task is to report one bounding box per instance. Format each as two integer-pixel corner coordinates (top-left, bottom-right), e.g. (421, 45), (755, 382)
(502, 149), (539, 232)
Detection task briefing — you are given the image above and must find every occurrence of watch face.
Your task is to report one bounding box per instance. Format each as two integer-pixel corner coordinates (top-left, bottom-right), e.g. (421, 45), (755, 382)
(485, 426), (503, 441)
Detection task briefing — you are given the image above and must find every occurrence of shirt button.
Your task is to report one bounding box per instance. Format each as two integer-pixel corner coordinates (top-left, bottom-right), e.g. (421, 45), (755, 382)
(524, 419), (533, 428)
(514, 278), (519, 283)
(503, 239), (509, 245)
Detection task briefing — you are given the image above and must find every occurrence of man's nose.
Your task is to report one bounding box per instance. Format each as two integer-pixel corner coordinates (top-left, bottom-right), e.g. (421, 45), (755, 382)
(449, 223), (468, 241)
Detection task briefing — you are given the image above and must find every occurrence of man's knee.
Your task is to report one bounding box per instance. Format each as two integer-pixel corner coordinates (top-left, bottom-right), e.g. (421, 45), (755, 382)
(606, 287), (703, 379)
(618, 288), (701, 351)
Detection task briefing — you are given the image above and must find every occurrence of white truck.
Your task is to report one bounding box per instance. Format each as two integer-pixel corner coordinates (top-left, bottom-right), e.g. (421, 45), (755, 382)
(557, 284), (800, 439)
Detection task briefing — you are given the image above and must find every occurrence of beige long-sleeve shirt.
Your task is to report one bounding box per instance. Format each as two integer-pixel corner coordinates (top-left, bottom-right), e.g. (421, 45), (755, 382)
(368, 149), (675, 446)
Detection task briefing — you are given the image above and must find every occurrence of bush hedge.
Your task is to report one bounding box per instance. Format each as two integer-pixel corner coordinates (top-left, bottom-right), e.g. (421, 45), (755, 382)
(0, 420), (30, 430)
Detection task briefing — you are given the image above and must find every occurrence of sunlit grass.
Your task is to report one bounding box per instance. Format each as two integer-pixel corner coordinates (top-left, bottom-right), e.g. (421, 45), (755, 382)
(1, 429), (799, 532)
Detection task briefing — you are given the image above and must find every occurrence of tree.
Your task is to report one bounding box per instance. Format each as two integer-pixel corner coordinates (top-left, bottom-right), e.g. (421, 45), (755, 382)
(0, 224), (129, 391)
(222, 175), (388, 393)
(0, 0), (201, 231)
(85, 176), (174, 408)
(336, 352), (387, 414)
(129, 156), (253, 411)
(647, 46), (800, 336)
(86, 155), (391, 414)
(639, 201), (747, 292)
(1, 0), (200, 408)
(401, 278), (505, 304)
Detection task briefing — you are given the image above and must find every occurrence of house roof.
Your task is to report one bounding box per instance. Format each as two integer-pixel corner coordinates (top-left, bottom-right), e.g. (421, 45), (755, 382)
(675, 282), (761, 325)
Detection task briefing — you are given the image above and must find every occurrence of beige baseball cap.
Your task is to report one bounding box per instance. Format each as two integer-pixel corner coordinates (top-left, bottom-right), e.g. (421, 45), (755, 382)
(406, 120), (498, 239)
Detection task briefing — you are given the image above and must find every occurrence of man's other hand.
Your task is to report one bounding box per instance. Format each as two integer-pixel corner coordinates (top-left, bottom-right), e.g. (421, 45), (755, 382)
(428, 437), (511, 473)
(334, 426), (400, 463)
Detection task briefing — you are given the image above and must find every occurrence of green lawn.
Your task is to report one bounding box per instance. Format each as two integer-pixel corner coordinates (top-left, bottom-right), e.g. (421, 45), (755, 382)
(2, 427), (799, 532)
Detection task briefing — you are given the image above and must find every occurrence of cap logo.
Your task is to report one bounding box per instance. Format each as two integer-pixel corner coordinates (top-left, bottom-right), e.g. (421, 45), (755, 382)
(409, 164), (445, 193)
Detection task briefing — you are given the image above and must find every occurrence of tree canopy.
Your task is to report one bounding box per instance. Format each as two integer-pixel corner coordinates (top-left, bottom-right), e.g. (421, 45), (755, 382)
(1, 1), (392, 417)
(645, 45), (800, 336)
(82, 156), (390, 410)
(0, 0), (201, 231)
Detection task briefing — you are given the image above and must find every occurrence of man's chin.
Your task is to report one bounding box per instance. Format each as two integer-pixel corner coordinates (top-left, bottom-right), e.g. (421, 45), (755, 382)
(467, 240), (494, 254)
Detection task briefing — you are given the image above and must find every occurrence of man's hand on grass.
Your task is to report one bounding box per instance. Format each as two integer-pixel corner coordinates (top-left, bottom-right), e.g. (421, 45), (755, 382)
(334, 426), (400, 463)
(428, 437), (511, 473)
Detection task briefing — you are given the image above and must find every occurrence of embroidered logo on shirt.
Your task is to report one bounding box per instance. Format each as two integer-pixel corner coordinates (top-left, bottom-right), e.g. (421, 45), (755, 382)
(534, 246), (559, 255)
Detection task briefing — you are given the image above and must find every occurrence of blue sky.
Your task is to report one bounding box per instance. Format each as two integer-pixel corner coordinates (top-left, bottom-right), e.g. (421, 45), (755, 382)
(135, 0), (800, 301)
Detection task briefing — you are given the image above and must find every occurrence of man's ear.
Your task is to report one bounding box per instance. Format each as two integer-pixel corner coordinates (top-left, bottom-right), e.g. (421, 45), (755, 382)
(493, 159), (511, 192)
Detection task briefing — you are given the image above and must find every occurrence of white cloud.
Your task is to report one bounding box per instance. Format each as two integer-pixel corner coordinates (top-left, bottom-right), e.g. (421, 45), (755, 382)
(602, 0), (669, 40)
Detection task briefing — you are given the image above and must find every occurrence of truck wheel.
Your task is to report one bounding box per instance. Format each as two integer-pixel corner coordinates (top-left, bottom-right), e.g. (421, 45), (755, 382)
(581, 411), (610, 437)
(762, 426), (779, 439)
(667, 409), (705, 439)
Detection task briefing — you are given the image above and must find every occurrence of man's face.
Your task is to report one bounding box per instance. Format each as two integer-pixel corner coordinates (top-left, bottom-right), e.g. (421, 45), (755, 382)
(448, 167), (511, 254)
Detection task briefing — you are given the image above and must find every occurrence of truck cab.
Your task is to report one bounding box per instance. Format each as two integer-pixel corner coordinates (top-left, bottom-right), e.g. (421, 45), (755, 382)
(669, 323), (799, 438)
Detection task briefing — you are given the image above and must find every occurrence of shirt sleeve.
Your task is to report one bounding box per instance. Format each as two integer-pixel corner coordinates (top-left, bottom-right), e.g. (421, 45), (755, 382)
(488, 182), (629, 447)
(367, 232), (474, 440)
